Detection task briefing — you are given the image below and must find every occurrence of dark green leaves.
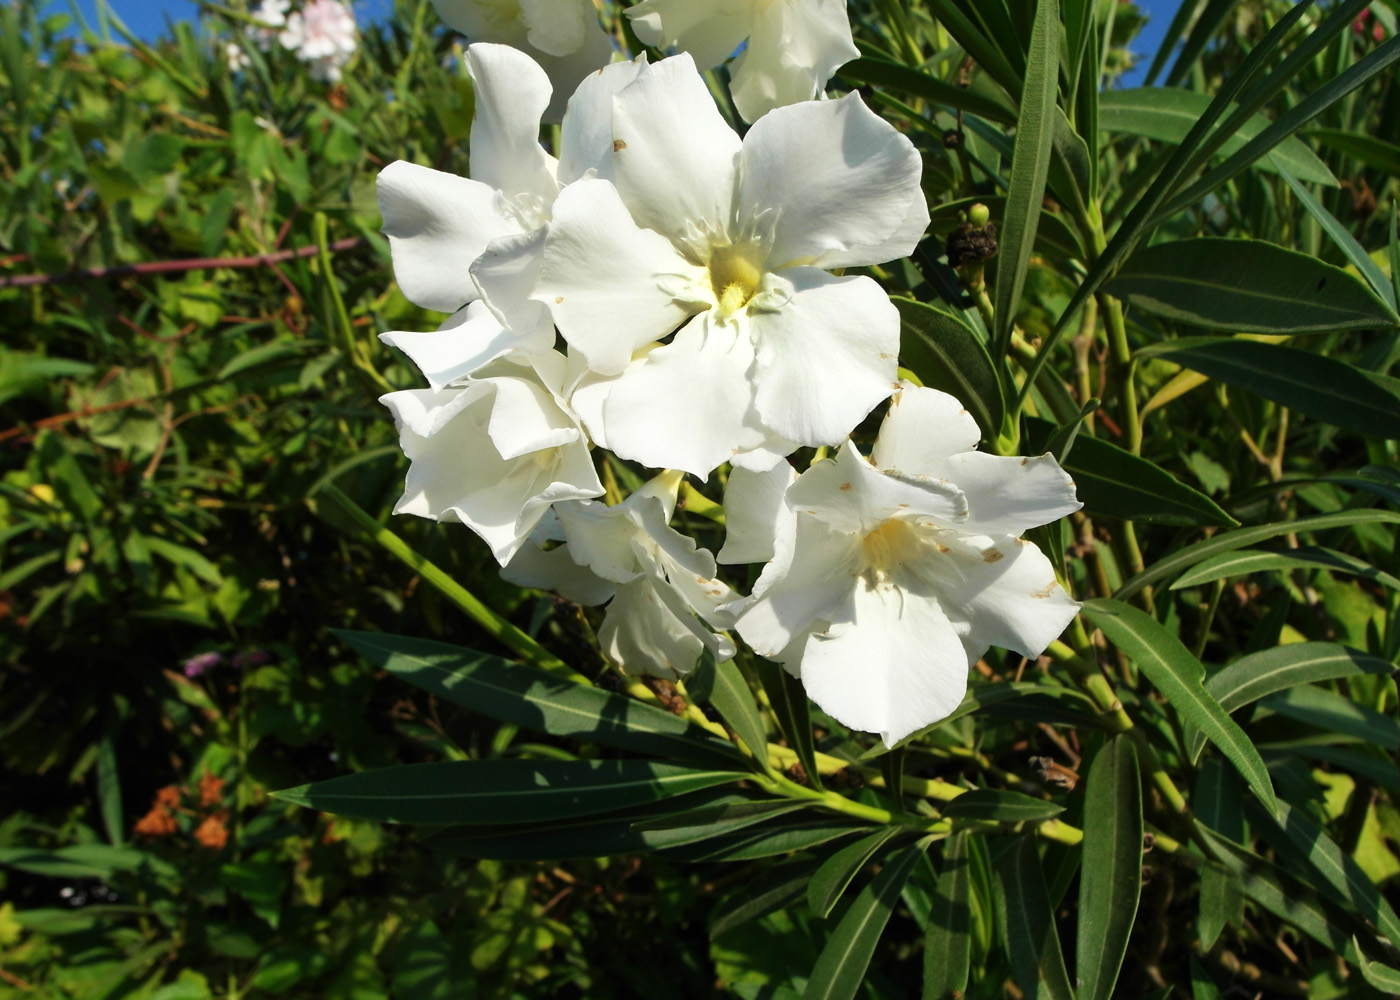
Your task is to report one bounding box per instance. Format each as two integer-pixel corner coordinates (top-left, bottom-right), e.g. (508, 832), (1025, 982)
(274, 759), (744, 825)
(336, 631), (745, 766)
(1136, 337), (1400, 439)
(1083, 599), (1276, 814)
(895, 298), (1006, 439)
(802, 841), (925, 1000)
(993, 836), (1075, 1000)
(922, 833), (972, 1000)
(1107, 239), (1399, 334)
(991, 0), (1060, 356)
(1025, 419), (1236, 526)
(941, 790), (1063, 824)
(1076, 737), (1142, 1000)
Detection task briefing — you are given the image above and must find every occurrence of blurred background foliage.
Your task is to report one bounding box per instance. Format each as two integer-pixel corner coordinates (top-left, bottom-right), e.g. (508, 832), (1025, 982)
(0, 0), (1397, 997)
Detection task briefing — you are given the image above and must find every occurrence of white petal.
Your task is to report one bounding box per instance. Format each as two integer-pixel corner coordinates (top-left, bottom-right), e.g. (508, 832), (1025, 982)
(787, 441), (966, 537)
(465, 44), (558, 214)
(558, 55), (648, 184)
(554, 499), (645, 584)
(534, 177), (704, 375)
(872, 383), (981, 476)
(377, 160), (519, 313)
(738, 92), (924, 268)
(598, 579), (705, 678)
(501, 539), (616, 606)
(607, 52), (741, 239)
(750, 269), (899, 447)
(625, 0), (752, 68)
(478, 372), (580, 459)
(470, 228), (556, 345)
(380, 384), (486, 439)
(528, 18), (618, 124)
(799, 582), (970, 747)
(729, 0), (858, 123)
(718, 462), (797, 565)
(730, 433), (799, 473)
(899, 534), (1080, 660)
(379, 301), (516, 390)
(519, 0), (587, 56)
(734, 514), (861, 658)
(944, 452), (1082, 537)
(601, 315), (766, 479)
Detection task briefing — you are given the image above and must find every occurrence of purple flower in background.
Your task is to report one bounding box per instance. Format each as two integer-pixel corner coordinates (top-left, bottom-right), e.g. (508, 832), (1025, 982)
(182, 652), (224, 678)
(231, 649), (272, 670)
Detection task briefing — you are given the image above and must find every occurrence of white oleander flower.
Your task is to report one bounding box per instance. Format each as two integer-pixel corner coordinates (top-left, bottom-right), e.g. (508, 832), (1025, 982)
(503, 472), (739, 678)
(532, 53), (928, 478)
(225, 41), (251, 71)
(726, 385), (1083, 747)
(377, 44), (645, 349)
(378, 347), (603, 565)
(626, 0), (859, 122)
(248, 0), (289, 51)
(280, 0), (357, 82)
(429, 0), (615, 122)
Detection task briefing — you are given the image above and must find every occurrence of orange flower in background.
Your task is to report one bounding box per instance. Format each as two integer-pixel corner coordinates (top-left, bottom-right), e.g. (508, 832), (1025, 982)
(197, 770), (226, 808)
(133, 785), (183, 839)
(194, 811), (230, 850)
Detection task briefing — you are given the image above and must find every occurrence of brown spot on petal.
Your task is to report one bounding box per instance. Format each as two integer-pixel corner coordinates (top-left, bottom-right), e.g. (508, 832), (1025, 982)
(839, 482), (851, 491)
(937, 544), (949, 553)
(1030, 581), (1059, 599)
(879, 353), (893, 359)
(981, 548), (1004, 564)
(1021, 457), (1029, 465)
(555, 296), (564, 304)
(613, 139), (627, 152)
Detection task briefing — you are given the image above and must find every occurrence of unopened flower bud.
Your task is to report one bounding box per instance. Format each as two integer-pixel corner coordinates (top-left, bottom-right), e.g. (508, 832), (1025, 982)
(968, 203), (991, 228)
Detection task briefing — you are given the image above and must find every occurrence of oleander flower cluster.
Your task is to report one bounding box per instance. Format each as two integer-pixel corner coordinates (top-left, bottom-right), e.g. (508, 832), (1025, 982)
(373, 29), (1082, 743)
(226, 0), (357, 83)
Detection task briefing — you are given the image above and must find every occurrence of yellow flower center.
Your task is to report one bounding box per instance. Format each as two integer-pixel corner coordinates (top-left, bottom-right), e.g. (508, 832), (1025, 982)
(707, 242), (764, 317)
(860, 518), (921, 581)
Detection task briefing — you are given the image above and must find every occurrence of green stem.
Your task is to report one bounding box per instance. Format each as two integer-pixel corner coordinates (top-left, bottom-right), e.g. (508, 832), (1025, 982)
(315, 213), (393, 396)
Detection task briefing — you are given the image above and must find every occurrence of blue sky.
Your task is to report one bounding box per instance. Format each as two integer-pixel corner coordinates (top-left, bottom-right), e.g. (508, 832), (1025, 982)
(65, 0), (1182, 87)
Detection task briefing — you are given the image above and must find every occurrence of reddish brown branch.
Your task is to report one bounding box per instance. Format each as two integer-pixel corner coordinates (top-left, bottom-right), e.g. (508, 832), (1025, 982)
(0, 237), (367, 290)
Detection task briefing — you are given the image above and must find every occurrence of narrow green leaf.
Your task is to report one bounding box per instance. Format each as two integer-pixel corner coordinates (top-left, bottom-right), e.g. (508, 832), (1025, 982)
(710, 856), (824, 938)
(1164, 0), (1239, 87)
(632, 798), (807, 850)
(274, 759), (744, 825)
(1172, 546), (1400, 592)
(894, 297), (1006, 440)
(992, 0), (1059, 356)
(1189, 643), (1395, 761)
(1143, 0), (1201, 85)
(993, 836), (1075, 1000)
(335, 630), (744, 767)
(1077, 735), (1142, 1000)
(1025, 418), (1237, 526)
(0, 845), (177, 881)
(838, 57), (1014, 124)
(1309, 127), (1400, 176)
(1098, 89), (1336, 185)
(1115, 509), (1400, 599)
(1277, 168), (1395, 310)
(1247, 799), (1400, 954)
(1082, 599), (1276, 814)
(1158, 35), (1400, 222)
(1109, 239), (1398, 333)
(922, 832), (972, 1000)
(920, 1), (1022, 100)
(802, 841), (925, 1000)
(1260, 685), (1400, 751)
(808, 828), (903, 919)
(755, 658), (822, 790)
(663, 813), (867, 863)
(423, 812), (649, 861)
(97, 732), (123, 848)
(941, 789), (1064, 824)
(687, 654), (770, 765)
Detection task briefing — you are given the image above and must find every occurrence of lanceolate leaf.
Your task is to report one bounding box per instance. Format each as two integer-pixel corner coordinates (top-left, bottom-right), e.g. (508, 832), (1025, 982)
(755, 658), (823, 790)
(1260, 685), (1400, 751)
(1082, 599), (1276, 814)
(992, 0), (1059, 357)
(1115, 509), (1400, 599)
(1188, 643), (1395, 761)
(1025, 418), (1236, 527)
(662, 813), (868, 863)
(274, 759), (744, 825)
(895, 298), (1006, 440)
(1277, 167), (1395, 310)
(709, 856), (824, 938)
(993, 836), (1075, 1000)
(803, 841), (925, 1000)
(1098, 89), (1335, 185)
(922, 832), (972, 1000)
(1308, 127), (1400, 176)
(1172, 546), (1400, 593)
(688, 654), (770, 765)
(808, 827), (903, 919)
(1108, 240), (1398, 334)
(1077, 736), (1142, 1000)
(1136, 338), (1400, 438)
(839, 57), (1015, 124)
(941, 789), (1064, 824)
(632, 797), (808, 850)
(335, 631), (746, 767)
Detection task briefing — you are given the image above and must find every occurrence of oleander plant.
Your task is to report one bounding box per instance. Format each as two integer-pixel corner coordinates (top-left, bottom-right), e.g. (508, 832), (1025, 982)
(2, 0), (1398, 998)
